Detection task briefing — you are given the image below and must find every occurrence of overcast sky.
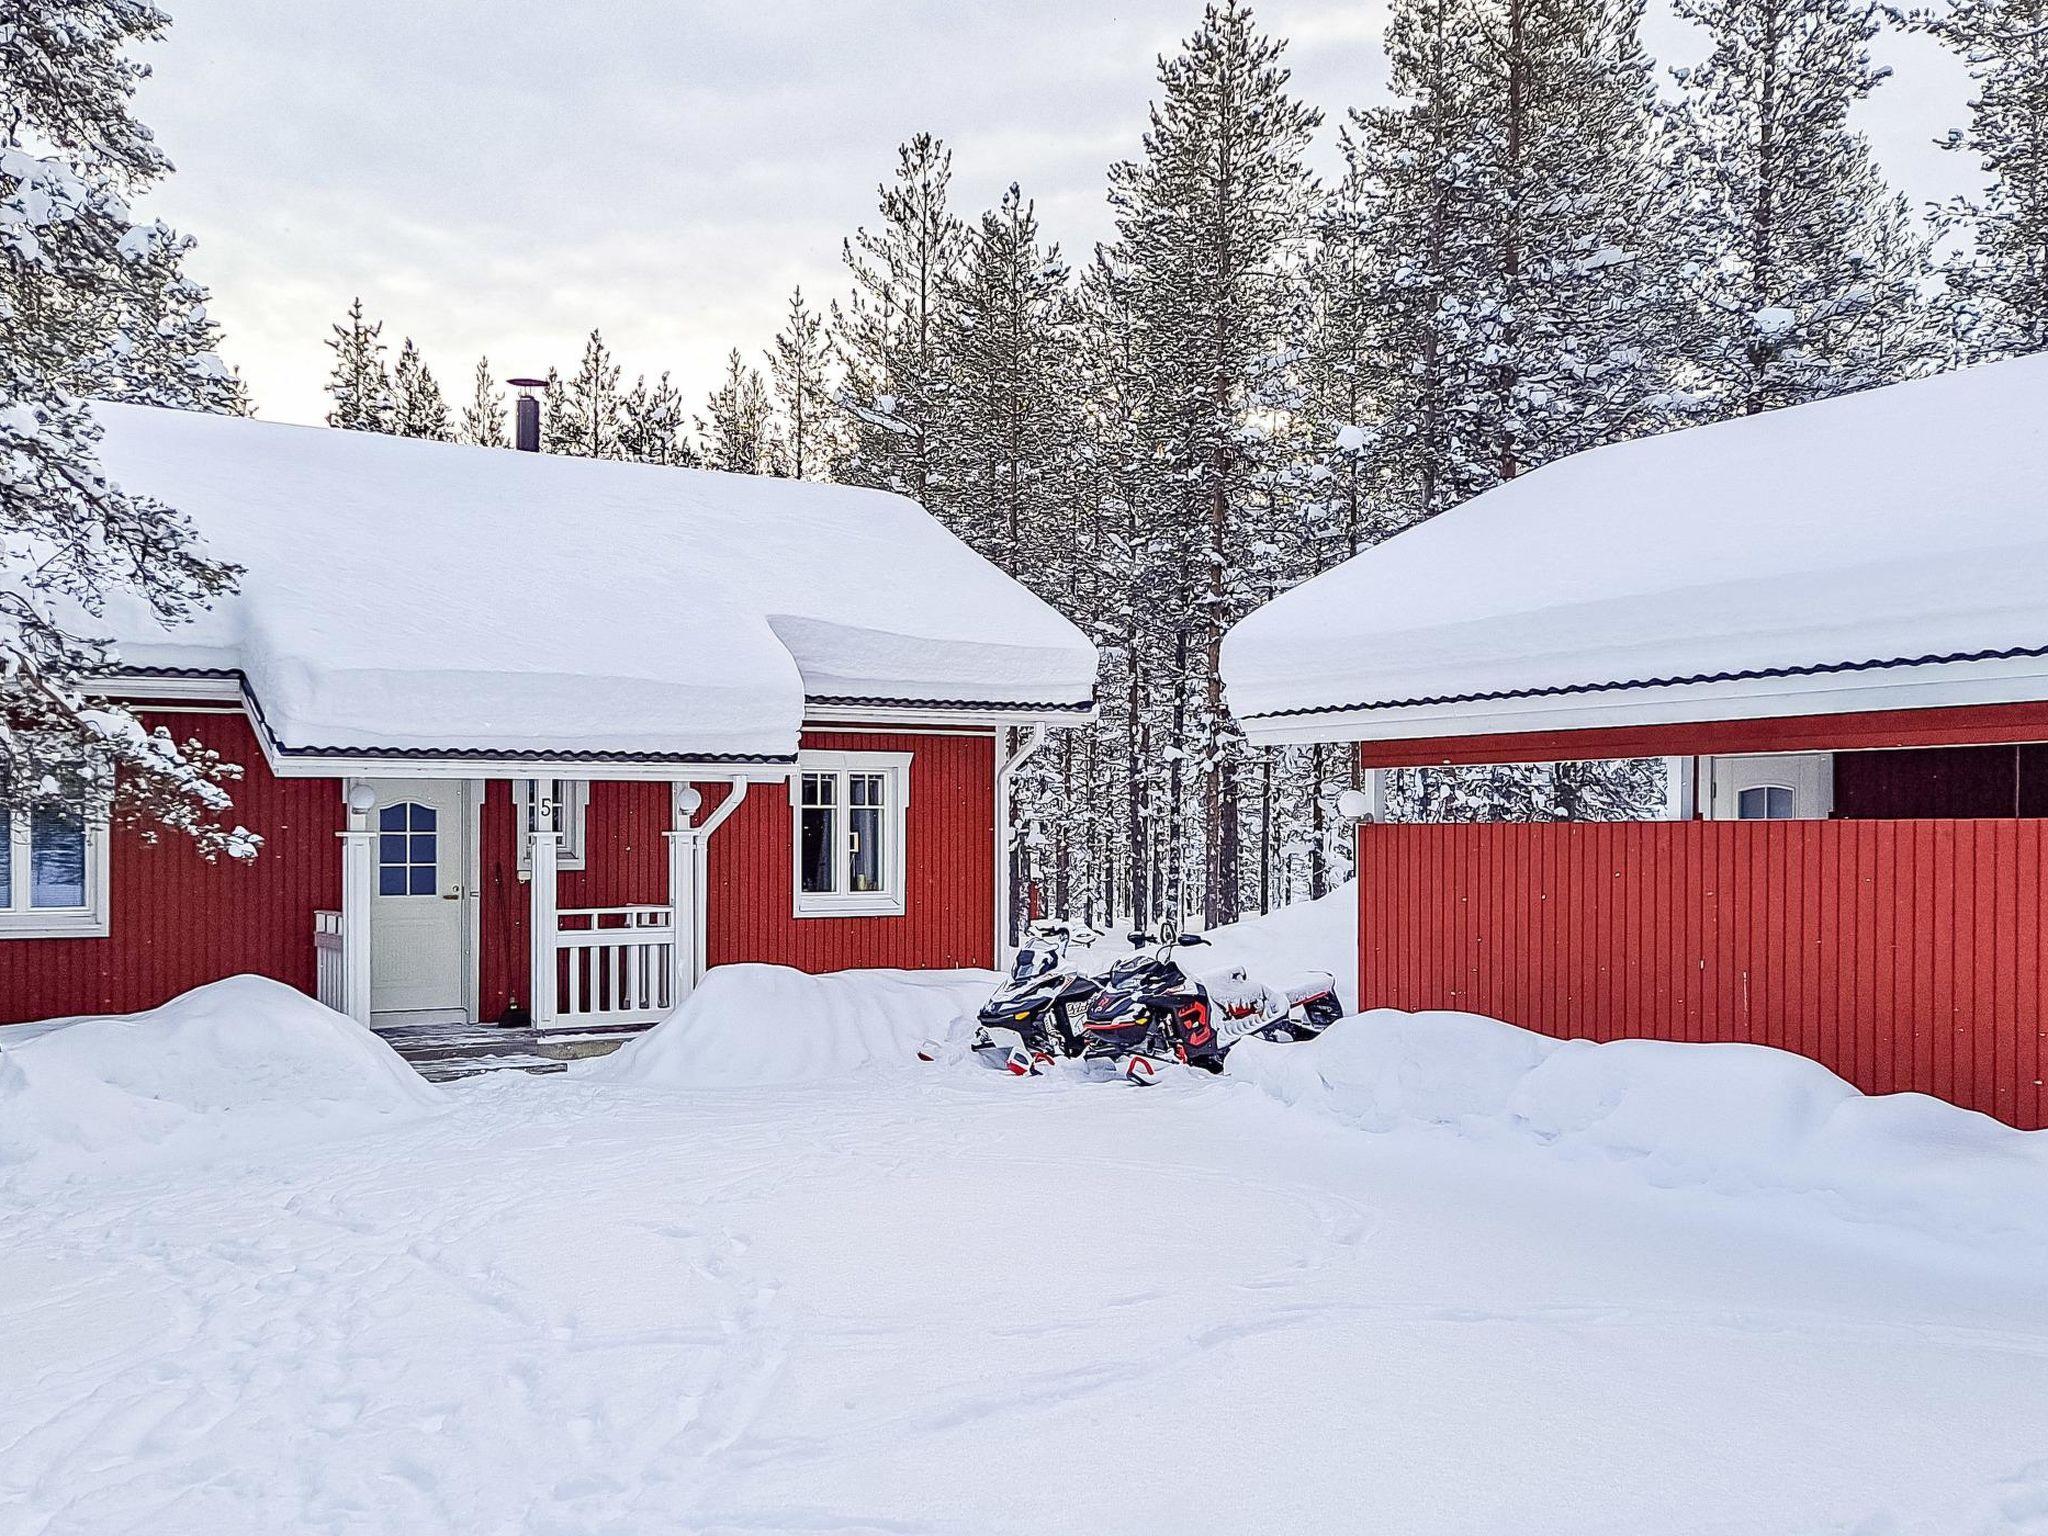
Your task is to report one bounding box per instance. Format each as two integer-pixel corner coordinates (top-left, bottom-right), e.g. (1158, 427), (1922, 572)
(137, 1), (1980, 428)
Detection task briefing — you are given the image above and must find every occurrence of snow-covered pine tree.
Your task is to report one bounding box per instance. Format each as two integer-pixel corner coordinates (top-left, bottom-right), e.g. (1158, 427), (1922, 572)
(1107, 0), (1321, 925)
(698, 349), (777, 475)
(0, 0), (252, 856)
(939, 184), (1080, 578)
(1667, 0), (1937, 415)
(545, 330), (625, 457)
(620, 372), (697, 466)
(390, 338), (452, 440)
(833, 133), (967, 509)
(324, 297), (393, 431)
(459, 357), (507, 447)
(767, 286), (839, 481)
(87, 221), (248, 413)
(1912, 0), (2048, 361)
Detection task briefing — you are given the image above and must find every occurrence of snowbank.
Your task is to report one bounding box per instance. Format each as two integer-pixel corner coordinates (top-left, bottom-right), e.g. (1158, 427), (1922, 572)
(593, 963), (995, 1088)
(1230, 1010), (2048, 1245)
(0, 976), (445, 1182)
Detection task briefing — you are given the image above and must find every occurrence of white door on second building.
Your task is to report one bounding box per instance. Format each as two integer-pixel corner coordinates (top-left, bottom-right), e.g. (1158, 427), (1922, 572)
(1707, 753), (1834, 821)
(368, 778), (468, 1016)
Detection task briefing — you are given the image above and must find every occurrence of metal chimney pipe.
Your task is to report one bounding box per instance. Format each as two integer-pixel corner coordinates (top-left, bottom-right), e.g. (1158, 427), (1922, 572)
(508, 377), (545, 452)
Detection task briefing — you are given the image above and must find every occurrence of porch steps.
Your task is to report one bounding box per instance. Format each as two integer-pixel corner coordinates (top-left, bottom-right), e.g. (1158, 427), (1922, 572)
(372, 1018), (653, 1084)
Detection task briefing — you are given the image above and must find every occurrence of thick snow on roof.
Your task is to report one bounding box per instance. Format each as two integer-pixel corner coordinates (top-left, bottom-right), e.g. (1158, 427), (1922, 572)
(1224, 356), (2048, 744)
(87, 405), (1095, 763)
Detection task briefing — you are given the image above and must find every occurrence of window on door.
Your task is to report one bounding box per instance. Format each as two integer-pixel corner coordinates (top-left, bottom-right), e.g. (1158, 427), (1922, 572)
(0, 781), (110, 938)
(1736, 785), (1798, 820)
(791, 751), (912, 917)
(377, 802), (440, 895)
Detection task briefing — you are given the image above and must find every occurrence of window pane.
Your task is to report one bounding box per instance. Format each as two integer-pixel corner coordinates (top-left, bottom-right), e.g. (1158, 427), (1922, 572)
(410, 866), (437, 896)
(1737, 785), (1798, 821)
(380, 804), (405, 831)
(802, 772), (835, 809)
(850, 806), (883, 892)
(380, 864), (406, 896)
(379, 833), (406, 864)
(851, 773), (884, 808)
(410, 833), (437, 866)
(801, 805), (836, 893)
(411, 803), (437, 832)
(1768, 786), (1795, 819)
(30, 807), (86, 909)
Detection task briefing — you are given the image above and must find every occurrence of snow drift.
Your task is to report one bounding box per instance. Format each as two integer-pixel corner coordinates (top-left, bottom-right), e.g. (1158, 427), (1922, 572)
(593, 963), (995, 1088)
(1231, 1010), (2048, 1246)
(0, 976), (445, 1182)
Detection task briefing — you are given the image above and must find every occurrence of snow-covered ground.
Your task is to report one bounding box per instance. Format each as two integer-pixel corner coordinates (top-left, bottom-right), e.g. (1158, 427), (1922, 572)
(6, 981), (2048, 1534)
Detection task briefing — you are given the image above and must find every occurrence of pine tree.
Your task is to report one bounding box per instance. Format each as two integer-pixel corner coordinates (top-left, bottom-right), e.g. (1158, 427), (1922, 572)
(0, 0), (252, 856)
(1913, 0), (2048, 361)
(87, 220), (248, 413)
(459, 356), (507, 447)
(324, 297), (392, 431)
(621, 372), (696, 466)
(1107, 1), (1321, 925)
(767, 286), (839, 480)
(545, 330), (625, 457)
(940, 184), (1080, 578)
(390, 338), (452, 440)
(1668, 0), (1936, 415)
(698, 349), (777, 474)
(834, 133), (967, 507)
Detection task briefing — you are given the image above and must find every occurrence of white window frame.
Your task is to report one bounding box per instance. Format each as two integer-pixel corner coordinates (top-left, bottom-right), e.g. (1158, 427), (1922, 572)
(789, 750), (912, 918)
(0, 799), (111, 939)
(515, 778), (590, 877)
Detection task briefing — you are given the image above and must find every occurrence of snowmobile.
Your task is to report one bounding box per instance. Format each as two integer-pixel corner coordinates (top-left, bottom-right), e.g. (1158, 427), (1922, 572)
(1079, 924), (1226, 1085)
(1082, 924), (1348, 1084)
(965, 925), (1103, 1076)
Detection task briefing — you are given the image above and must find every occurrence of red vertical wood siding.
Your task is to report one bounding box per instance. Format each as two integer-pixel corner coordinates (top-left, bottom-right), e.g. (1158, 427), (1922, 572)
(0, 710), (341, 1024)
(1357, 819), (2048, 1130)
(705, 730), (995, 973)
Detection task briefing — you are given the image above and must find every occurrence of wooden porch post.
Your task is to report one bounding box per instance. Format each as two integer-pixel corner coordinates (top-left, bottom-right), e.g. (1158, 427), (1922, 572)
(665, 783), (700, 1008)
(528, 826), (560, 1026)
(338, 782), (376, 1025)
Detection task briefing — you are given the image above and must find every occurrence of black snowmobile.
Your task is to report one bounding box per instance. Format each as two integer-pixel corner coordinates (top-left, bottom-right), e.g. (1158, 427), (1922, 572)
(1080, 925), (1225, 1084)
(967, 925), (1103, 1076)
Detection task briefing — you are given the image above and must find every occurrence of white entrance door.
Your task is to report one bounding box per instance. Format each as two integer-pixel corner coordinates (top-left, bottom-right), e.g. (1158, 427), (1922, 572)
(1707, 754), (1834, 821)
(368, 779), (468, 1016)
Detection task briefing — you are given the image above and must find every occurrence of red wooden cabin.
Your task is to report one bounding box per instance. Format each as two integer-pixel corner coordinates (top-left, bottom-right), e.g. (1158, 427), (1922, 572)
(1223, 357), (2048, 1129)
(1, 405), (1095, 1035)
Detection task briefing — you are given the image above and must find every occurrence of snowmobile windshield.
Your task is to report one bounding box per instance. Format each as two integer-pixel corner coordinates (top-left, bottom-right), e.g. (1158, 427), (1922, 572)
(1011, 948), (1056, 982)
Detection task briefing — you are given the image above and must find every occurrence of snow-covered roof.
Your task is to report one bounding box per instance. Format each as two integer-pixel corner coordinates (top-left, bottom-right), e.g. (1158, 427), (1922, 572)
(85, 404), (1096, 767)
(1223, 356), (2048, 747)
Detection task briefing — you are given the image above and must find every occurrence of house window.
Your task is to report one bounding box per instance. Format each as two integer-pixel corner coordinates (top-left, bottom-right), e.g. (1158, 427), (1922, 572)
(0, 787), (110, 938)
(791, 751), (912, 917)
(377, 802), (440, 895)
(515, 779), (589, 876)
(1736, 785), (1797, 820)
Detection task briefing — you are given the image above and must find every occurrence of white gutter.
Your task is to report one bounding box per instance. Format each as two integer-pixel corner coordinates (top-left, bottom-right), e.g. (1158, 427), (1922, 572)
(993, 724), (1049, 961)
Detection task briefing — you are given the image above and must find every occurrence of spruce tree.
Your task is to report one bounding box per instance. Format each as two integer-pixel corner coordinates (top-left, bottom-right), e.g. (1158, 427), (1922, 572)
(324, 297), (392, 431)
(1667, 0), (1936, 415)
(698, 350), (777, 475)
(88, 221), (248, 413)
(834, 133), (967, 506)
(1108, 0), (1321, 924)
(459, 356), (507, 447)
(767, 286), (838, 480)
(390, 338), (452, 440)
(0, 0), (251, 855)
(1913, 0), (2048, 360)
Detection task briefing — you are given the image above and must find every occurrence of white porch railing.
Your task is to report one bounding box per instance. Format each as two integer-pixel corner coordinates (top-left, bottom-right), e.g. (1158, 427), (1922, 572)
(548, 905), (676, 1030)
(314, 909), (347, 1014)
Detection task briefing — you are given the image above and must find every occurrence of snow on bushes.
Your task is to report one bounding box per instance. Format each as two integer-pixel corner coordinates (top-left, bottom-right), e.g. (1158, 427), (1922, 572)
(594, 963), (995, 1087)
(1230, 1010), (2048, 1246)
(0, 976), (444, 1182)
